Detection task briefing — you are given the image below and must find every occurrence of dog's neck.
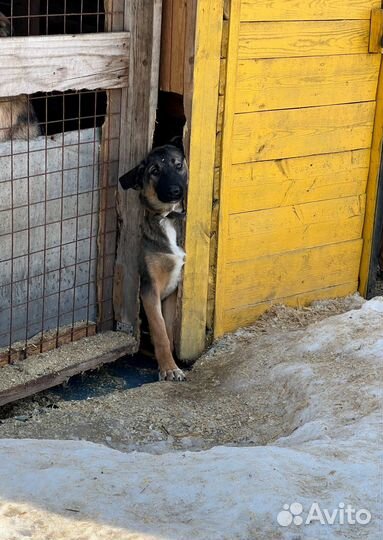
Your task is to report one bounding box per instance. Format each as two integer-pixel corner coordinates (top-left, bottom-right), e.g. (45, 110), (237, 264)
(140, 195), (185, 219)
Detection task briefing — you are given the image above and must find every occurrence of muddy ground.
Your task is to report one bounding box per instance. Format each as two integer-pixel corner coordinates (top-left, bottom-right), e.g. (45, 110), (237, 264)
(0, 294), (367, 453)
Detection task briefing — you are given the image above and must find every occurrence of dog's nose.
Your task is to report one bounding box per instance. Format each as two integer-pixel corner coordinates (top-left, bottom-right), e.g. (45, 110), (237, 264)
(168, 185), (182, 199)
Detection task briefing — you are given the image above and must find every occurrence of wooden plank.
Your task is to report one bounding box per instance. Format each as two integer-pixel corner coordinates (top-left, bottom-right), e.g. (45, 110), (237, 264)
(216, 94), (225, 131)
(170, 0), (187, 94)
(219, 59), (226, 95)
(178, 0), (224, 360)
(0, 33), (130, 97)
(0, 332), (137, 407)
(235, 54), (380, 113)
(222, 282), (358, 333)
(238, 21), (370, 59)
(113, 0), (162, 336)
(0, 323), (97, 366)
(97, 2), (124, 332)
(223, 239), (362, 308)
(214, 0), (241, 338)
(232, 102), (375, 164)
(159, 0), (173, 91)
(228, 150), (370, 213)
(226, 195), (365, 262)
(171, 0), (197, 358)
(369, 8), (383, 53)
(359, 58), (383, 295)
(240, 0), (381, 22)
(221, 20), (229, 57)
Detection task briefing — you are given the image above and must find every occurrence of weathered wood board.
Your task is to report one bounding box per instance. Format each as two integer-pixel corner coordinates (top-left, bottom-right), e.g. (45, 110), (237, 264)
(0, 129), (100, 348)
(113, 0), (162, 337)
(0, 331), (137, 407)
(0, 33), (130, 96)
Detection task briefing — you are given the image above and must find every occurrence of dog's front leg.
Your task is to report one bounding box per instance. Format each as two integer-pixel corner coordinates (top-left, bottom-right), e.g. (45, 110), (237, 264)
(141, 289), (185, 381)
(162, 290), (178, 352)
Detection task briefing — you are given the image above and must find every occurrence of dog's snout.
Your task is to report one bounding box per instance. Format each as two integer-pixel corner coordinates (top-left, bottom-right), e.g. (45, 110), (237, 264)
(169, 185), (182, 197)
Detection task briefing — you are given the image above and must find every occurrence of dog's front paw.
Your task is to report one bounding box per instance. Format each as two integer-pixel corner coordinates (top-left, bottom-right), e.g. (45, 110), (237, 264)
(159, 368), (186, 381)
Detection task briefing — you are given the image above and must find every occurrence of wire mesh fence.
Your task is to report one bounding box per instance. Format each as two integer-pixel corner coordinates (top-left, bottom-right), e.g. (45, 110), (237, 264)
(0, 0), (121, 363)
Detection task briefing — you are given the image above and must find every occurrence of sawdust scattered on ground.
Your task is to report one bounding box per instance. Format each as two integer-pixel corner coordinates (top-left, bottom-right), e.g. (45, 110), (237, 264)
(0, 332), (136, 393)
(0, 294), (367, 452)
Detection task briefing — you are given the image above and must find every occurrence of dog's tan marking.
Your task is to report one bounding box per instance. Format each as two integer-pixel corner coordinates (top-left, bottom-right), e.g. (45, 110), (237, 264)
(162, 290), (177, 352)
(141, 288), (185, 381)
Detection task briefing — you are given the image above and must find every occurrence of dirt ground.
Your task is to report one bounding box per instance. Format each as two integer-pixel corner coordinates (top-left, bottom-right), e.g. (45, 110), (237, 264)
(0, 294), (367, 453)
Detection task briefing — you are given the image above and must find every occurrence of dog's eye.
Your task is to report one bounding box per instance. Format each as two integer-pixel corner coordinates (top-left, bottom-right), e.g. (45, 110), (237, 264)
(175, 162), (183, 170)
(150, 166), (160, 176)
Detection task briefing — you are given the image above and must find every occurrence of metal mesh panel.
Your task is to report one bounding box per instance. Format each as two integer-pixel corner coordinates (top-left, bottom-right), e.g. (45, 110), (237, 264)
(0, 0), (121, 362)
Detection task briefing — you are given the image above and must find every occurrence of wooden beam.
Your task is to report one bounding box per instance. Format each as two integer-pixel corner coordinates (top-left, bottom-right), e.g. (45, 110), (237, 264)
(0, 33), (130, 96)
(97, 1), (124, 332)
(359, 56), (383, 295)
(178, 0), (224, 360)
(369, 8), (383, 53)
(0, 323), (96, 366)
(113, 0), (162, 335)
(0, 332), (137, 407)
(214, 0), (242, 338)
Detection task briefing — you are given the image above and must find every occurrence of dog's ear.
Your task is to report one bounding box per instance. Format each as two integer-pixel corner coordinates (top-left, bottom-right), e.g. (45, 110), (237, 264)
(169, 136), (185, 155)
(119, 162), (145, 190)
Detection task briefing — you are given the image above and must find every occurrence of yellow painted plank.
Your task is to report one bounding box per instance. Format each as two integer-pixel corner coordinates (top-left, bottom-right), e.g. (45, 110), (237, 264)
(228, 150), (370, 213)
(232, 102), (375, 164)
(369, 8), (383, 53)
(238, 21), (370, 59)
(223, 239), (362, 308)
(240, 0), (381, 22)
(214, 0), (242, 338)
(226, 195), (365, 261)
(179, 0), (224, 360)
(236, 54), (380, 113)
(359, 58), (383, 294)
(221, 282), (358, 333)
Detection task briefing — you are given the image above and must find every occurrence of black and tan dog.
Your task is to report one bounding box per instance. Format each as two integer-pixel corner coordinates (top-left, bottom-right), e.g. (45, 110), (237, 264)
(0, 11), (40, 141)
(119, 140), (187, 381)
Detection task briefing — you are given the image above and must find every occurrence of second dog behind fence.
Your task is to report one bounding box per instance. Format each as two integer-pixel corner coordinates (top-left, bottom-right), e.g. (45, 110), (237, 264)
(0, 11), (40, 142)
(119, 139), (188, 381)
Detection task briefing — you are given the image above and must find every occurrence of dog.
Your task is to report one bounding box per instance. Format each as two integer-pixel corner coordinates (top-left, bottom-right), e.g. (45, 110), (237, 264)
(0, 11), (40, 141)
(119, 139), (187, 381)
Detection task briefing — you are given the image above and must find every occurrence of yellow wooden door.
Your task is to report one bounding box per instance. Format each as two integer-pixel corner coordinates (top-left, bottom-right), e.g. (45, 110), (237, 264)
(215, 0), (383, 335)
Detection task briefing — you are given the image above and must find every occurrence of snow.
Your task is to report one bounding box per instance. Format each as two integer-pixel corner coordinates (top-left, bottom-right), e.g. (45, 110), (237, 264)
(0, 298), (382, 539)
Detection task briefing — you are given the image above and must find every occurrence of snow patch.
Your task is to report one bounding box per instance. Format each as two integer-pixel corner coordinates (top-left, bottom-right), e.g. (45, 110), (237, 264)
(0, 298), (382, 539)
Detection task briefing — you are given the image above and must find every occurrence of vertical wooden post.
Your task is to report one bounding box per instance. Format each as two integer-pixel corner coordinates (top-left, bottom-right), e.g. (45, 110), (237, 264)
(359, 56), (383, 296)
(113, 0), (162, 336)
(178, 0), (224, 360)
(97, 0), (124, 332)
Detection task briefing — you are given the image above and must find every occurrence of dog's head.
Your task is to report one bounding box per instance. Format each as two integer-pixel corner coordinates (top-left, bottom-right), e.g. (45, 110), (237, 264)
(119, 138), (187, 213)
(0, 12), (12, 37)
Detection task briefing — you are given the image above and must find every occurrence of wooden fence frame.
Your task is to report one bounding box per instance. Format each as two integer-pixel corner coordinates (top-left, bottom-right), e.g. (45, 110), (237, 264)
(0, 1), (162, 393)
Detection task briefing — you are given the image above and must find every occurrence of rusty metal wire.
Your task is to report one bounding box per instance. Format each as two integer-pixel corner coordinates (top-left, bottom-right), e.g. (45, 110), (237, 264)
(0, 0), (119, 361)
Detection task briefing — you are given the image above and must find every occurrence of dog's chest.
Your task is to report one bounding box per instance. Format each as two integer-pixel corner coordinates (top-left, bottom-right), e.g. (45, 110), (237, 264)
(160, 218), (185, 299)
